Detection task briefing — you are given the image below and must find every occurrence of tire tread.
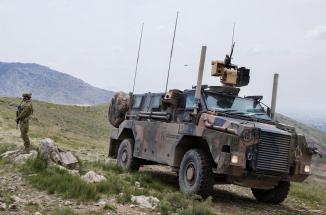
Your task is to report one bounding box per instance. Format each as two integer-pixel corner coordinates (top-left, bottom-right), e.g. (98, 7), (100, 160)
(251, 181), (290, 204)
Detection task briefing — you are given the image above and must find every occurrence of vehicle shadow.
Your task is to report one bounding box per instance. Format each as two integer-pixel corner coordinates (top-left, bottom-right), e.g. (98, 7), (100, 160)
(210, 188), (305, 214)
(141, 167), (308, 215)
(140, 167), (179, 189)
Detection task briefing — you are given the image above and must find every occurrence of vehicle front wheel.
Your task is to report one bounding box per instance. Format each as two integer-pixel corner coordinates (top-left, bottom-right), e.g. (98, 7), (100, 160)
(117, 138), (140, 171)
(178, 149), (214, 198)
(251, 181), (290, 204)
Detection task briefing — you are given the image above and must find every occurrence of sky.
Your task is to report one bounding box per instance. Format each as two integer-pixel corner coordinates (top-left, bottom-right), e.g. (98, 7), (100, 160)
(0, 0), (325, 121)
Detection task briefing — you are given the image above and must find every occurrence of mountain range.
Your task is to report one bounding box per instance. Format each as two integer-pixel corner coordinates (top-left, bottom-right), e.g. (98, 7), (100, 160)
(0, 62), (114, 105)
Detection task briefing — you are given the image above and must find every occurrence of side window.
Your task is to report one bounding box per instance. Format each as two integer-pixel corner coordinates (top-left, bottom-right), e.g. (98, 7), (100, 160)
(185, 94), (195, 109)
(149, 95), (162, 110)
(132, 95), (143, 109)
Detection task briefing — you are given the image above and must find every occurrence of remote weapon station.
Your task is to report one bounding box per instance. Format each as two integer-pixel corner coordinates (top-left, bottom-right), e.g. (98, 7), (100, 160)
(108, 27), (315, 203)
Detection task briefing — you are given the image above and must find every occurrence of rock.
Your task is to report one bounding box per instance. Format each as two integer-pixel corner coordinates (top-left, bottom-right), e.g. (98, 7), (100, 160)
(64, 200), (73, 206)
(11, 195), (26, 204)
(39, 138), (61, 162)
(40, 138), (79, 169)
(0, 150), (20, 158)
(14, 150), (38, 164)
(0, 202), (6, 211)
(135, 181), (141, 188)
(9, 185), (17, 192)
(94, 200), (107, 207)
(8, 203), (18, 210)
(59, 151), (79, 169)
(68, 170), (80, 177)
(81, 171), (106, 183)
(130, 204), (135, 208)
(108, 198), (116, 204)
(54, 164), (80, 176)
(35, 212), (41, 215)
(131, 195), (160, 210)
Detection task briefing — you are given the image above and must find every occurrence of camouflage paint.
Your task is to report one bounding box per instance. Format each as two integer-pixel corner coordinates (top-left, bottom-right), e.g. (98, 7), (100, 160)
(108, 91), (313, 189)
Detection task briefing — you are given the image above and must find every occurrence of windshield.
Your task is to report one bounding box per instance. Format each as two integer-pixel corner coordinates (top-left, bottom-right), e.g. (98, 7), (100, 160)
(204, 92), (271, 120)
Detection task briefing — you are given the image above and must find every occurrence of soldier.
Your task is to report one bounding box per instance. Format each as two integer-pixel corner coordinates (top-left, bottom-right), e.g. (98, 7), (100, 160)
(16, 93), (34, 153)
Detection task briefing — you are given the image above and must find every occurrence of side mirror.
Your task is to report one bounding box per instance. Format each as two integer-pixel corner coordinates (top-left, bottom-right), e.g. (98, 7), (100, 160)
(266, 107), (271, 117)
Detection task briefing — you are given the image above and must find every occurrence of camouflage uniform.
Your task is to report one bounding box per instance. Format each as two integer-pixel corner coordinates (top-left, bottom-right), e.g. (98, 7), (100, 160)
(16, 93), (33, 151)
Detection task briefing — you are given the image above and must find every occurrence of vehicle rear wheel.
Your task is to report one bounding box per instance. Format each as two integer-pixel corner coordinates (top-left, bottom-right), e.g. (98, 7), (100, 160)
(251, 181), (290, 204)
(117, 138), (140, 171)
(178, 149), (214, 198)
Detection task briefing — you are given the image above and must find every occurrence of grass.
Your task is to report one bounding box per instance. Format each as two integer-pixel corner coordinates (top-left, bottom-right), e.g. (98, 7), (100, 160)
(0, 143), (16, 154)
(18, 154), (326, 214)
(20, 154), (216, 214)
(103, 204), (117, 212)
(290, 182), (326, 209)
(1, 97), (325, 151)
(0, 97), (110, 151)
(1, 97), (326, 214)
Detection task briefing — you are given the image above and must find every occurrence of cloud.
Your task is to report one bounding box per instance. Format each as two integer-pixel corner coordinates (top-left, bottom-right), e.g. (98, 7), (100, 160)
(156, 25), (165, 31)
(247, 45), (263, 55)
(247, 45), (290, 56)
(306, 26), (326, 40)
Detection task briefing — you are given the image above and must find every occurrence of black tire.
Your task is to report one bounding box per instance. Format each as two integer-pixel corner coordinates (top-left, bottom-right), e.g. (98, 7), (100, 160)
(251, 181), (290, 204)
(117, 138), (140, 171)
(178, 149), (214, 198)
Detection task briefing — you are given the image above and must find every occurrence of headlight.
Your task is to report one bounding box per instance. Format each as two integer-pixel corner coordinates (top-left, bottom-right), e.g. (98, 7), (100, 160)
(231, 155), (239, 164)
(304, 165), (311, 173)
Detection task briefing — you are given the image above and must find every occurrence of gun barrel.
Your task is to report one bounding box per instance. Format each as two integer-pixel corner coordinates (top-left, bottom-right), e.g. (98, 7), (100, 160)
(270, 73), (279, 120)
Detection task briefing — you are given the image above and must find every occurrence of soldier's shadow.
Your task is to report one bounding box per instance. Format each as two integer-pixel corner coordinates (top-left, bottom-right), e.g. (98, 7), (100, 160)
(141, 168), (304, 214)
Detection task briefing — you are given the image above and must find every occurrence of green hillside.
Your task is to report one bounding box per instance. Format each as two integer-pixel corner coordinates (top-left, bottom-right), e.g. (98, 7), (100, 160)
(277, 114), (326, 150)
(1, 97), (326, 214)
(0, 97), (111, 153)
(1, 97), (325, 152)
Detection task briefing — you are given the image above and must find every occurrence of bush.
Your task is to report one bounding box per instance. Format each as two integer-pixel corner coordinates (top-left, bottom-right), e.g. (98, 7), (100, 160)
(159, 199), (172, 215)
(21, 157), (215, 214)
(22, 155), (98, 201)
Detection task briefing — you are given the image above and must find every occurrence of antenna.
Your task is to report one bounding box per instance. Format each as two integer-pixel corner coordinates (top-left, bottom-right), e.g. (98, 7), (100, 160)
(230, 23), (236, 59)
(132, 22), (144, 94)
(225, 23), (236, 66)
(165, 11), (179, 93)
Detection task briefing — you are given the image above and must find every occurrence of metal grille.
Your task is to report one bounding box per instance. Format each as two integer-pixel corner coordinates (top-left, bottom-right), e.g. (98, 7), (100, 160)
(256, 131), (291, 174)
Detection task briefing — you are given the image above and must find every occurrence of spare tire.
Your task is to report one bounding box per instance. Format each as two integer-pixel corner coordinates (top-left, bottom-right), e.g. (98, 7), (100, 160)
(108, 92), (130, 127)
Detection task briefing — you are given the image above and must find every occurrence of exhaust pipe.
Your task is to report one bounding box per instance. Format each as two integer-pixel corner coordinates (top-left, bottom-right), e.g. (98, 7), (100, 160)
(270, 73), (279, 121)
(193, 46), (207, 116)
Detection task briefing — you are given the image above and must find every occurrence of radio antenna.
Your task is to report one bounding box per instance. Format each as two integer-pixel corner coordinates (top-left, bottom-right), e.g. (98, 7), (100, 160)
(230, 23), (236, 61)
(132, 22), (144, 94)
(165, 11), (179, 93)
(225, 23), (236, 66)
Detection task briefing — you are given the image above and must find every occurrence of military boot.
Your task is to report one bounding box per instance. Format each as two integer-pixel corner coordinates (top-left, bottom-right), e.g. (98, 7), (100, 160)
(23, 147), (30, 154)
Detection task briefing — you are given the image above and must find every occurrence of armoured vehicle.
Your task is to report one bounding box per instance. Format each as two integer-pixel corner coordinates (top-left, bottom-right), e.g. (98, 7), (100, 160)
(108, 46), (315, 203)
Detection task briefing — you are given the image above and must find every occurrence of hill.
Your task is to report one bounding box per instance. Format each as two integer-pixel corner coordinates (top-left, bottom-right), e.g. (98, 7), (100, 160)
(0, 62), (114, 105)
(277, 114), (326, 153)
(0, 97), (110, 159)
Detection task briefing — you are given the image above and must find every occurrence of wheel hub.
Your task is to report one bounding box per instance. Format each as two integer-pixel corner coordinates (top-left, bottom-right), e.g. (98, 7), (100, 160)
(121, 150), (128, 163)
(186, 163), (195, 182)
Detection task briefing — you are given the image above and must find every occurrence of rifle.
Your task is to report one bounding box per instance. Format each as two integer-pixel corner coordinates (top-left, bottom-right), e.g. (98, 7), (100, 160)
(16, 102), (22, 129)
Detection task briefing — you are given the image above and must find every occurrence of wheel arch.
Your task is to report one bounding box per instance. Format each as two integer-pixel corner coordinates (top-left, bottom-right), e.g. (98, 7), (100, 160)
(173, 135), (215, 167)
(108, 128), (135, 158)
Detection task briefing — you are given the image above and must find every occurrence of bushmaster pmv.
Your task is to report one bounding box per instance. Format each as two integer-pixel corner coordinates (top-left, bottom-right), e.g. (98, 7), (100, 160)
(108, 46), (315, 203)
